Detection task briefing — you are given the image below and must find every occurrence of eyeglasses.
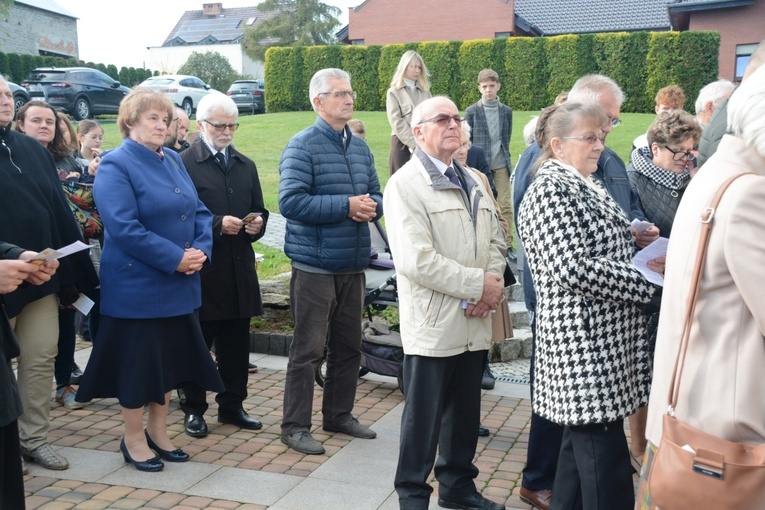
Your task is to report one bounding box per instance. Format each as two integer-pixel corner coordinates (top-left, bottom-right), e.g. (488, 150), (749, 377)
(203, 119), (239, 132)
(663, 146), (694, 161)
(319, 90), (357, 99)
(562, 134), (604, 145)
(418, 114), (464, 127)
(608, 116), (621, 128)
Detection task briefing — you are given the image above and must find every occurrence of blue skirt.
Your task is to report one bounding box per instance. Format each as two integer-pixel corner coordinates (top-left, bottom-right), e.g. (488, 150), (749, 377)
(76, 314), (225, 408)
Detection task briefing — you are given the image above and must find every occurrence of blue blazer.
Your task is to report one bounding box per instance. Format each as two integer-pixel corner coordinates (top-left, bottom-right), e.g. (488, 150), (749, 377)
(94, 138), (213, 318)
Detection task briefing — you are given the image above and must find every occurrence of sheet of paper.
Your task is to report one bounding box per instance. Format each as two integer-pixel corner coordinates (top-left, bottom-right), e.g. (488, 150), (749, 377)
(27, 241), (91, 264)
(72, 293), (95, 315)
(631, 218), (654, 235)
(633, 237), (669, 286)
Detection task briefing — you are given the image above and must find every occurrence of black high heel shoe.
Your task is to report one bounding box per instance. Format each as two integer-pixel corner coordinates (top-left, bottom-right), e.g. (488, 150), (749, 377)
(120, 439), (164, 472)
(145, 431), (190, 462)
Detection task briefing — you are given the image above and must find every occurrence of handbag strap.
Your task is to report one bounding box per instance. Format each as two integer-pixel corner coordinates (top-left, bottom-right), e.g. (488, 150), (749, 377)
(666, 172), (754, 412)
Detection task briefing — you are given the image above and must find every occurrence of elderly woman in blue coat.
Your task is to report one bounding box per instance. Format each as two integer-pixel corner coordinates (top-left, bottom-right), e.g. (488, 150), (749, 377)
(76, 89), (223, 472)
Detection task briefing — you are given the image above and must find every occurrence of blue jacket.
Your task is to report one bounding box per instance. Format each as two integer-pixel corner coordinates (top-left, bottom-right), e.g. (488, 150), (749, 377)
(279, 117), (382, 273)
(94, 138), (213, 318)
(513, 143), (644, 310)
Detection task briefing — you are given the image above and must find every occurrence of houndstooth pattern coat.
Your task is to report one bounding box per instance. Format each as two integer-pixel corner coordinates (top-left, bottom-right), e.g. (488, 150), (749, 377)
(518, 159), (655, 426)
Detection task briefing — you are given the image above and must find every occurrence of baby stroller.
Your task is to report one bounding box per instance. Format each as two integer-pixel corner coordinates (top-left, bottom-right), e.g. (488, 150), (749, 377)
(314, 220), (404, 392)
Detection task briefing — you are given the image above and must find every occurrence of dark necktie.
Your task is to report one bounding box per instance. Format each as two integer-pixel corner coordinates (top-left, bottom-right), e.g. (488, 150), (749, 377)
(214, 152), (226, 168)
(445, 166), (461, 188)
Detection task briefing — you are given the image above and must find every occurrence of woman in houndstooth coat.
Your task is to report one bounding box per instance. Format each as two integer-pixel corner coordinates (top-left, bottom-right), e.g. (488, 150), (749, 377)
(518, 102), (656, 509)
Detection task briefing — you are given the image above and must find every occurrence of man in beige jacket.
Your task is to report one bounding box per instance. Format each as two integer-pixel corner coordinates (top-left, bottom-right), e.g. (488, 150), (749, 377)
(384, 96), (506, 510)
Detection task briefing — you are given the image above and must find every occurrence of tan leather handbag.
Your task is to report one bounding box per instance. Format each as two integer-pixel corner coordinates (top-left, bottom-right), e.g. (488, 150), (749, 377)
(649, 172), (765, 510)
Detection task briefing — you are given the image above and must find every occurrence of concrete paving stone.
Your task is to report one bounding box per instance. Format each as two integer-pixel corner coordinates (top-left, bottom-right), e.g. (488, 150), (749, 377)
(23, 495), (53, 509)
(25, 447), (125, 483)
(308, 447), (398, 489)
(72, 500), (112, 509)
(336, 432), (400, 461)
(98, 461), (221, 494)
(270, 477), (392, 510)
(107, 498), (147, 509)
(90, 485), (135, 502)
(143, 492), (187, 509)
(187, 466), (303, 506)
(207, 500), (242, 509)
(36, 501), (75, 509)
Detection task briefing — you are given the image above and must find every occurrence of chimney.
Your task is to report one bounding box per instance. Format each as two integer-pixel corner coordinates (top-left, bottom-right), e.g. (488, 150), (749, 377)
(203, 3), (223, 16)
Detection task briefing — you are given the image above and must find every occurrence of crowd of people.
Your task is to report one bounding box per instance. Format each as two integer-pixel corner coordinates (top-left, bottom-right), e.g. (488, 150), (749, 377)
(2, 38), (765, 508)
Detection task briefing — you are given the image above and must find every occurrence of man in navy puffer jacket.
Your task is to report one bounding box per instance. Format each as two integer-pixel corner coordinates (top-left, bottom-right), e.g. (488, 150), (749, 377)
(278, 68), (382, 455)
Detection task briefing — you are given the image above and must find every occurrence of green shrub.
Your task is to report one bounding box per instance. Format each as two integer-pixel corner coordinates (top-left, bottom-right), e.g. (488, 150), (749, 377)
(457, 39), (496, 109)
(418, 41), (459, 102)
(7, 53), (23, 83)
(342, 45), (381, 111)
(378, 44), (407, 106)
(300, 45), (343, 109)
(0, 53), (8, 77)
(504, 37), (547, 110)
(645, 32), (681, 110)
(676, 31), (720, 112)
(593, 31), (651, 113)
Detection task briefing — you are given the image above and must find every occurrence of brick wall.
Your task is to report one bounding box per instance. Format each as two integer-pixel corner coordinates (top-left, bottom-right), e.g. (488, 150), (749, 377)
(0, 3), (78, 59)
(688, 1), (765, 81)
(348, 0), (515, 45)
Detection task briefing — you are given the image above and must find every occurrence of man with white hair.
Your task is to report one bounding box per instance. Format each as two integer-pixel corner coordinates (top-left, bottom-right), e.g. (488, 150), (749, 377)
(178, 93), (269, 438)
(694, 78), (735, 128)
(698, 39), (765, 167)
(278, 68), (382, 455)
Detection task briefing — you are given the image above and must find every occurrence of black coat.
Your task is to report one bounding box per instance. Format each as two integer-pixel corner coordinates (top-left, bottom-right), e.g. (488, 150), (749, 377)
(466, 144), (497, 198)
(181, 139), (268, 321)
(0, 127), (98, 317)
(0, 242), (24, 427)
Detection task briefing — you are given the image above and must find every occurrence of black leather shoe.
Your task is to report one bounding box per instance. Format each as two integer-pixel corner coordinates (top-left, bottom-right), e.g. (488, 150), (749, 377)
(481, 361), (496, 390)
(145, 431), (189, 462)
(218, 409), (262, 430)
(478, 424), (490, 437)
(184, 414), (208, 438)
(438, 492), (504, 510)
(120, 439), (163, 472)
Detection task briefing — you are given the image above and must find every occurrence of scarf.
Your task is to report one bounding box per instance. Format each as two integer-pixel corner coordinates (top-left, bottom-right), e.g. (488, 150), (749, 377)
(630, 146), (690, 190)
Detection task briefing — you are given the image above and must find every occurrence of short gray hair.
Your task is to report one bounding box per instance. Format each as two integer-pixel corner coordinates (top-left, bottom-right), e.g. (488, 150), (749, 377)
(568, 74), (625, 107)
(694, 79), (735, 115)
(309, 68), (351, 113)
(727, 65), (765, 158)
(196, 92), (238, 121)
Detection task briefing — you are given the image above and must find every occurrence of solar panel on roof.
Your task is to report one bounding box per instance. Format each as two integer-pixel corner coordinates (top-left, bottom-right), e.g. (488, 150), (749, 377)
(175, 17), (243, 43)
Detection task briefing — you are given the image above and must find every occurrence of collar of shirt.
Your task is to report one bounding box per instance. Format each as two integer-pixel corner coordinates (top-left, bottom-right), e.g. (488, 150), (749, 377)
(202, 138), (226, 161)
(551, 158), (606, 196)
(425, 153), (453, 177)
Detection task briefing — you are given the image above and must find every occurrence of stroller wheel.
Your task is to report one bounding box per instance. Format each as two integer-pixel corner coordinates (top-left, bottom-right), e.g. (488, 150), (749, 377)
(315, 357), (327, 388)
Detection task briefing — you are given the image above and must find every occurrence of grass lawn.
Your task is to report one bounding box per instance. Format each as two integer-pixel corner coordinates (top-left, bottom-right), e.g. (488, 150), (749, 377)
(92, 110), (656, 279)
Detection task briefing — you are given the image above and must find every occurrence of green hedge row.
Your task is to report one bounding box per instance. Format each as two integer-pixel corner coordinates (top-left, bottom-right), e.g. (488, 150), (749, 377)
(0, 51), (154, 87)
(264, 31), (720, 114)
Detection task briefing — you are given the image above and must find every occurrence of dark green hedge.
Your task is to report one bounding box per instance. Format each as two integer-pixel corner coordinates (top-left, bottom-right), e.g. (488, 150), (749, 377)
(262, 31), (720, 113)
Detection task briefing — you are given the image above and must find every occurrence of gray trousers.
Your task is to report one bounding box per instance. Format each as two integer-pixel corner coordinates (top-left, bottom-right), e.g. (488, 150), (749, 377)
(281, 269), (364, 435)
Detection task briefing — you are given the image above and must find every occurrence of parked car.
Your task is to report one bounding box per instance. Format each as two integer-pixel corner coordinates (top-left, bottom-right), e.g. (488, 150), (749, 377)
(226, 79), (265, 114)
(8, 81), (31, 114)
(21, 67), (131, 120)
(138, 75), (214, 117)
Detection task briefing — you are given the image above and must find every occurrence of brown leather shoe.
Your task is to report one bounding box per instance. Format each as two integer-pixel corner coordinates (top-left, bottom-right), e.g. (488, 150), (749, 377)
(519, 487), (551, 510)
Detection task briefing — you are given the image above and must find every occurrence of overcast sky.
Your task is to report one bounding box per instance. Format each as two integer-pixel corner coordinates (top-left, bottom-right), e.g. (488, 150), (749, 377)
(54, 0), (360, 70)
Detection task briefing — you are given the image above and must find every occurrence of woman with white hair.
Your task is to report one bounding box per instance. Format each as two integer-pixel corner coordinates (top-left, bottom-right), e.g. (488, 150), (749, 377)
(637, 66), (765, 507)
(386, 50), (432, 175)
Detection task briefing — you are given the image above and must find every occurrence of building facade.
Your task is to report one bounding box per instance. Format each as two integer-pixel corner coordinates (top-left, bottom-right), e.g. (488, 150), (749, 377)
(0, 0), (78, 59)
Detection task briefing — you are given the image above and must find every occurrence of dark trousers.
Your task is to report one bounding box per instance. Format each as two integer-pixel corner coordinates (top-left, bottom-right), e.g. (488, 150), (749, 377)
(0, 419), (25, 509)
(395, 350), (484, 510)
(389, 136), (412, 176)
(54, 307), (77, 386)
(522, 312), (564, 491)
(180, 318), (250, 415)
(551, 420), (634, 510)
(281, 269), (364, 435)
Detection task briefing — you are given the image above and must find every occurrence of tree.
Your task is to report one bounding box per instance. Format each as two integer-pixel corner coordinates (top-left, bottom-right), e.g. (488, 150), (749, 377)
(242, 0), (341, 61)
(177, 51), (241, 92)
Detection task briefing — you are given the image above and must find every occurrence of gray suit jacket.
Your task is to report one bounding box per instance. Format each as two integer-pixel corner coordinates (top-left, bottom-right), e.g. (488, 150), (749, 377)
(697, 97), (729, 168)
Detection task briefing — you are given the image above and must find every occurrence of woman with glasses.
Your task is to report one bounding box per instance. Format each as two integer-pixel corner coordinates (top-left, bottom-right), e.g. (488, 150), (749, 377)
(75, 88), (223, 472)
(518, 102), (657, 509)
(626, 109), (701, 469)
(386, 50), (432, 175)
(76, 120), (105, 184)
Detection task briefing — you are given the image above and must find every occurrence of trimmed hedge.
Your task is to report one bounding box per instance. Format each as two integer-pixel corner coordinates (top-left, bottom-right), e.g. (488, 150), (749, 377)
(262, 30), (720, 114)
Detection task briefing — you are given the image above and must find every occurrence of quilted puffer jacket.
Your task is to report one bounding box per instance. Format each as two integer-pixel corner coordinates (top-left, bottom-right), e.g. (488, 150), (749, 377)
(279, 117), (382, 273)
(627, 149), (687, 238)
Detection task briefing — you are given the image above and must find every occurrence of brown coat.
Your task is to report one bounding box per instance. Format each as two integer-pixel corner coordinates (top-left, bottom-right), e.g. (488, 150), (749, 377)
(646, 135), (765, 447)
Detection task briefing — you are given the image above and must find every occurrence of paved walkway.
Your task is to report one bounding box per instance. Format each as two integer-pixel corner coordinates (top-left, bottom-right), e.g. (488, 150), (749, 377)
(24, 343), (539, 510)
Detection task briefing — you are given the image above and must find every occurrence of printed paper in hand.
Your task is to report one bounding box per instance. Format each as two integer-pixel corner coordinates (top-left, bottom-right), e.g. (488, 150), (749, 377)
(633, 237), (669, 286)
